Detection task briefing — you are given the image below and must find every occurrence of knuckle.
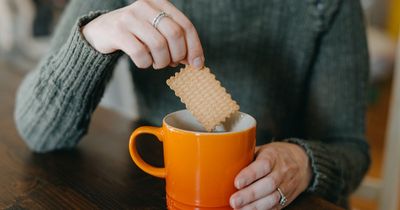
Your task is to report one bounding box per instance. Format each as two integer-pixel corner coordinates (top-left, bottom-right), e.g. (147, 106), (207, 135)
(247, 189), (257, 201)
(116, 14), (135, 31)
(168, 25), (184, 40)
(267, 156), (274, 165)
(132, 0), (146, 9)
(269, 177), (278, 189)
(152, 38), (167, 51)
(261, 160), (271, 174)
(172, 47), (186, 62)
(129, 47), (147, 58)
(281, 165), (290, 173)
(257, 152), (270, 162)
(117, 12), (131, 25)
(173, 51), (186, 62)
(115, 17), (126, 30)
(285, 163), (297, 174)
(181, 20), (195, 32)
(131, 0), (153, 15)
(247, 168), (258, 181)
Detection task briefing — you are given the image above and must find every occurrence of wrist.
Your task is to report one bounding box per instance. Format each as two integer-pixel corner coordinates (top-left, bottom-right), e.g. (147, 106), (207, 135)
(290, 143), (313, 190)
(80, 12), (115, 54)
(81, 24), (95, 50)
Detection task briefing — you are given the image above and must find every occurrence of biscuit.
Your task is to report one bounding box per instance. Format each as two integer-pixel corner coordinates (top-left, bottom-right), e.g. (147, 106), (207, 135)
(166, 65), (240, 131)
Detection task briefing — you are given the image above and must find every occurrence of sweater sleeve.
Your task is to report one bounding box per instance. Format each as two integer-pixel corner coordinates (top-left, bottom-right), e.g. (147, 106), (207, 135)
(284, 0), (370, 206)
(14, 0), (125, 152)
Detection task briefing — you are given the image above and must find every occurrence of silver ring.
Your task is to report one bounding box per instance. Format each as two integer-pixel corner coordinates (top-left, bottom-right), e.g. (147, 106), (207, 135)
(277, 187), (287, 206)
(152, 11), (169, 29)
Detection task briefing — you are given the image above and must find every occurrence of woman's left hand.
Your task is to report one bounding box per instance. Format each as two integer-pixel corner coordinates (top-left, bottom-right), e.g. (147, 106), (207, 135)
(230, 142), (313, 210)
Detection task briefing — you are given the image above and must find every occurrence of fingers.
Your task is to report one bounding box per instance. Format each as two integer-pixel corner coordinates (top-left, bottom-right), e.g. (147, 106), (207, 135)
(235, 191), (281, 210)
(231, 179), (295, 210)
(169, 62), (179, 67)
(157, 0), (205, 68)
(230, 171), (282, 209)
(272, 176), (301, 209)
(157, 18), (187, 64)
(122, 0), (203, 69)
(85, 0), (202, 69)
(131, 1), (187, 67)
(132, 21), (171, 69)
(117, 33), (152, 69)
(127, 3), (171, 69)
(234, 158), (274, 189)
(111, 0), (203, 69)
(275, 181), (293, 209)
(230, 143), (311, 210)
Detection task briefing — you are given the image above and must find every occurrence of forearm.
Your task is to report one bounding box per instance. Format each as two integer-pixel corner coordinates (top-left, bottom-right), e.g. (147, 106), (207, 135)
(285, 138), (370, 206)
(293, 0), (370, 206)
(14, 12), (122, 152)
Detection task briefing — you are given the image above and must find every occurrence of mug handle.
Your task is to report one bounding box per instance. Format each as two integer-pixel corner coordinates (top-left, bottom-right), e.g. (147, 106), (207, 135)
(129, 126), (166, 178)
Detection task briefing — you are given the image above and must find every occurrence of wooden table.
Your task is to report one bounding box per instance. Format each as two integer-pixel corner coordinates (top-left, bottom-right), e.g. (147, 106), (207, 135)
(0, 65), (343, 210)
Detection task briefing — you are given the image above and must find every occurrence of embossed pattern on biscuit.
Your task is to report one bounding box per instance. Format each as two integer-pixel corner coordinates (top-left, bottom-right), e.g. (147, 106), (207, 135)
(166, 65), (240, 131)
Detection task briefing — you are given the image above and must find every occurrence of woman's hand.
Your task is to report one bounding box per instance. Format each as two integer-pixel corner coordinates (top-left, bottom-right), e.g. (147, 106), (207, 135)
(230, 142), (313, 210)
(82, 0), (204, 69)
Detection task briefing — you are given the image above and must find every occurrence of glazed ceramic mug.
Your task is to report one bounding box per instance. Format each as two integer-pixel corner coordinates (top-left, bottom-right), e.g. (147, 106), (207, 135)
(129, 109), (256, 209)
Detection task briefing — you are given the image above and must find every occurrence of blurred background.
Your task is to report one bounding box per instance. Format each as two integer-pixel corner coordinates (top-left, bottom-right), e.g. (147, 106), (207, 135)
(0, 0), (399, 209)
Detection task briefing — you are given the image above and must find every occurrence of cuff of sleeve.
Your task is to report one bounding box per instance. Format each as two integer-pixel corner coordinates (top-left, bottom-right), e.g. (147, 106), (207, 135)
(52, 10), (122, 70)
(52, 10), (122, 97)
(283, 138), (343, 202)
(75, 10), (120, 57)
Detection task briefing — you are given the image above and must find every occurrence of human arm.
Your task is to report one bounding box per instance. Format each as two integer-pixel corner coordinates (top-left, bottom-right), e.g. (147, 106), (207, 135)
(14, 0), (125, 152)
(15, 0), (205, 153)
(82, 0), (205, 69)
(229, 0), (370, 209)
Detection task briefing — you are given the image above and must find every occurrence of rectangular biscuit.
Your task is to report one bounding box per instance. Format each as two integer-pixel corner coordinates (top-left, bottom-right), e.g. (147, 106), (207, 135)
(166, 65), (240, 131)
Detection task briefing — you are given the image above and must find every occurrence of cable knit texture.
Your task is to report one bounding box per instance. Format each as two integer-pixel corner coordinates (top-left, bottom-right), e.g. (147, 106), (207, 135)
(14, 0), (370, 208)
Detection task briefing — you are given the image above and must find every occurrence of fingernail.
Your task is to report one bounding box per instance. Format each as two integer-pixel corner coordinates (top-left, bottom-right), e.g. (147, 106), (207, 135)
(152, 63), (160, 70)
(230, 196), (242, 208)
(235, 179), (244, 189)
(192, 56), (204, 69)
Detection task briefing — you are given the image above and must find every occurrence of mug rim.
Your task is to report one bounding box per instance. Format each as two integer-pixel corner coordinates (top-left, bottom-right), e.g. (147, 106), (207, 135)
(163, 109), (256, 135)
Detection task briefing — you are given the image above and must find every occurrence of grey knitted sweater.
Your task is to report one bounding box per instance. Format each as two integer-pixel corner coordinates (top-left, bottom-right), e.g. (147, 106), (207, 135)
(14, 0), (370, 207)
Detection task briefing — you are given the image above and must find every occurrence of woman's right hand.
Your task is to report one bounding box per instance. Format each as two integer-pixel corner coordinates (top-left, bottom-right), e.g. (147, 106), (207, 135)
(82, 0), (204, 69)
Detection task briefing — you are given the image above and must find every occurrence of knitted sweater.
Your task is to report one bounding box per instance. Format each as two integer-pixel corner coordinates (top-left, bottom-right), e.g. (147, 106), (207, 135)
(14, 0), (370, 207)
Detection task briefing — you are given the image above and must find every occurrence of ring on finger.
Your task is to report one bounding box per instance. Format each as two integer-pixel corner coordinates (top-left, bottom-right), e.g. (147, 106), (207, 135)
(277, 187), (287, 206)
(152, 11), (169, 29)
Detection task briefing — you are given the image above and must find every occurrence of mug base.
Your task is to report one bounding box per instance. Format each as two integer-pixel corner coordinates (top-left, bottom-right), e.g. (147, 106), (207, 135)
(166, 194), (231, 210)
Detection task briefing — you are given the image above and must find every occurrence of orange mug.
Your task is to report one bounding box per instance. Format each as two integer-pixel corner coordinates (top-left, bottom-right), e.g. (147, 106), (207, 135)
(129, 110), (256, 209)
